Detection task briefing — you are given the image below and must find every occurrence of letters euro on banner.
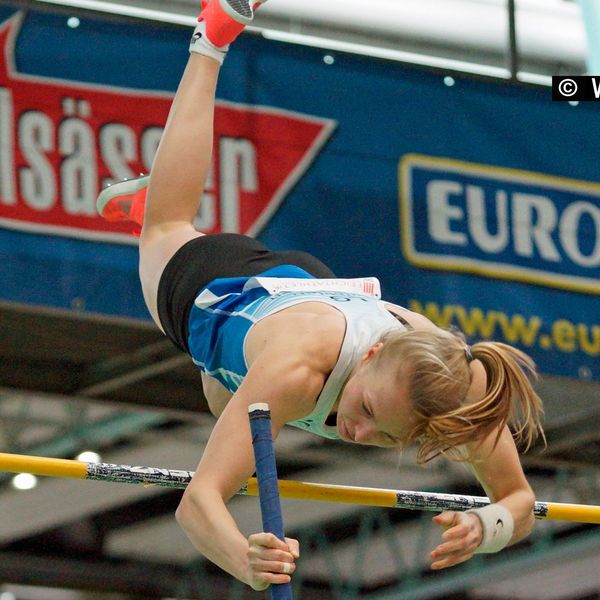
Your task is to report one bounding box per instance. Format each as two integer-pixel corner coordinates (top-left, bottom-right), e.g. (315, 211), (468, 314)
(399, 154), (600, 295)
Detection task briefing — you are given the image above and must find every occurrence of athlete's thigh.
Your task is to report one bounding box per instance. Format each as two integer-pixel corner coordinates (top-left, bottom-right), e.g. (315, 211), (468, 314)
(141, 232), (277, 352)
(140, 231), (335, 352)
(138, 224), (203, 329)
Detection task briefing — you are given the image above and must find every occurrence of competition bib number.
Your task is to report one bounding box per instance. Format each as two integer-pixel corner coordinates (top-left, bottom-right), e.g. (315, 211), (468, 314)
(244, 277), (382, 298)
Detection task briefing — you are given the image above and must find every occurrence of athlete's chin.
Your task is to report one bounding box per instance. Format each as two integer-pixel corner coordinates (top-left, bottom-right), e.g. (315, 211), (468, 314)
(337, 417), (354, 443)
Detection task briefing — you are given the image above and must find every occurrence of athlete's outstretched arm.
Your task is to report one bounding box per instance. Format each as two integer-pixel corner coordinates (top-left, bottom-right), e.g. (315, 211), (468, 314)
(175, 346), (325, 588)
(430, 427), (535, 569)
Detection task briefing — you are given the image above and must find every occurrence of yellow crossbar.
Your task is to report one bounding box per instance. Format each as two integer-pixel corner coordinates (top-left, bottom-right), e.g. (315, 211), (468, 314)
(1, 452), (599, 524)
(0, 452), (88, 479)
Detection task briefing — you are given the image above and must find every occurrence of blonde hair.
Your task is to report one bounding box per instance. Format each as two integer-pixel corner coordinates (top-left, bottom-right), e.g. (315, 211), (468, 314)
(370, 328), (545, 463)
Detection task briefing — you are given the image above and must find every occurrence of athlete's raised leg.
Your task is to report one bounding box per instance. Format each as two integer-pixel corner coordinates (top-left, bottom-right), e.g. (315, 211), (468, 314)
(137, 53), (220, 326)
(97, 0), (263, 327)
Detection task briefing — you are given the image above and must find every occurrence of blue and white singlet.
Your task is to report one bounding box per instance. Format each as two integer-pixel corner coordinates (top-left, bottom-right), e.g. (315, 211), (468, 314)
(187, 265), (407, 439)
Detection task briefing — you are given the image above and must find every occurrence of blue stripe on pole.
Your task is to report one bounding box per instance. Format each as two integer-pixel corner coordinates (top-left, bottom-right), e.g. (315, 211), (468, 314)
(248, 404), (294, 600)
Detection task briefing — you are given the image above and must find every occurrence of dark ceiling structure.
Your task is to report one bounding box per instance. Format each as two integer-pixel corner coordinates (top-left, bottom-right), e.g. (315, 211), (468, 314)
(1, 300), (599, 599)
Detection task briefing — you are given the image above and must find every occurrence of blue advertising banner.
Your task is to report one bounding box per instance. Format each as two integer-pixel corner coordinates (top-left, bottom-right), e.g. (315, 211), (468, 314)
(0, 6), (598, 381)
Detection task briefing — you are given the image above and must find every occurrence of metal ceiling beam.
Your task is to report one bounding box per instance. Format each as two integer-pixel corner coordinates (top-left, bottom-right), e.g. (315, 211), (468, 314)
(365, 528), (600, 600)
(0, 303), (201, 410)
(12, 412), (166, 462)
(0, 552), (194, 598)
(469, 546), (600, 600)
(3, 509), (598, 599)
(0, 387), (204, 420)
(78, 341), (189, 396)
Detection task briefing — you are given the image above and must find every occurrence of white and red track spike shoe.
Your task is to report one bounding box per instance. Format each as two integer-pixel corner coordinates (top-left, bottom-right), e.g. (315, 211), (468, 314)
(196, 0), (268, 48)
(96, 175), (148, 227)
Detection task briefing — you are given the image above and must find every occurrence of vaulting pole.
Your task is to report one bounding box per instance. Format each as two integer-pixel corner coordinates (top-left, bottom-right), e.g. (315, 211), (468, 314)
(1, 452), (599, 524)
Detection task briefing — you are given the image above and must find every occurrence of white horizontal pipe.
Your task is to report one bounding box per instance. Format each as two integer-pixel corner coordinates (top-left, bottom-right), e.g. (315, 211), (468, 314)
(32, 0), (196, 25)
(260, 0), (586, 64)
(33, 0), (586, 71)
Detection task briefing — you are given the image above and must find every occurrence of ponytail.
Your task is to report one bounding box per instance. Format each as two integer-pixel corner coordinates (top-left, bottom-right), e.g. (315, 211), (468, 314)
(373, 329), (545, 463)
(468, 341), (545, 453)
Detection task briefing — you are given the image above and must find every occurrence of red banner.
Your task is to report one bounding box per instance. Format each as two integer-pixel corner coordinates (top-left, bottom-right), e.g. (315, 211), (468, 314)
(0, 13), (335, 243)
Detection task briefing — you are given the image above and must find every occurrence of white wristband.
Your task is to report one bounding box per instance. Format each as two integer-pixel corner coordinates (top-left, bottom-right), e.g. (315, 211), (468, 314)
(466, 503), (514, 553)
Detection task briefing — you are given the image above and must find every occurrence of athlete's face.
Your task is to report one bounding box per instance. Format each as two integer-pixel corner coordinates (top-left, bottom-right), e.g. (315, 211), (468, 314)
(335, 344), (414, 447)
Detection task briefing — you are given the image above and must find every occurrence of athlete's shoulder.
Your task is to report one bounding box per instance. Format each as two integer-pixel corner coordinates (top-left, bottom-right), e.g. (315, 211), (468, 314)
(246, 301), (345, 375)
(383, 302), (439, 332)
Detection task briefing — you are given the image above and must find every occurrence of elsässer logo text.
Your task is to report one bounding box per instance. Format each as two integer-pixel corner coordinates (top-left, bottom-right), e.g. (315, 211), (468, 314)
(399, 154), (600, 295)
(0, 13), (335, 244)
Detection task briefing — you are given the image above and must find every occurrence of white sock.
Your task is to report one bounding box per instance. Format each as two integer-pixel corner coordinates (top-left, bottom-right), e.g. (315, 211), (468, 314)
(189, 20), (228, 65)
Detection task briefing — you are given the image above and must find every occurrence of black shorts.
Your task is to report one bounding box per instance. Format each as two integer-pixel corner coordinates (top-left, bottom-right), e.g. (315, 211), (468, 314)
(157, 233), (336, 353)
